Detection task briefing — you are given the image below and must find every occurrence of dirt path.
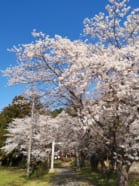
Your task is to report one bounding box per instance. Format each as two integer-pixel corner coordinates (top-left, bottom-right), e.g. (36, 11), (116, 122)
(51, 162), (94, 186)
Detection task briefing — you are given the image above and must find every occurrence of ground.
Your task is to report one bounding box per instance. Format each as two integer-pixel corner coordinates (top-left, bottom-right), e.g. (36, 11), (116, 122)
(51, 162), (93, 186)
(0, 161), (139, 186)
(0, 162), (93, 186)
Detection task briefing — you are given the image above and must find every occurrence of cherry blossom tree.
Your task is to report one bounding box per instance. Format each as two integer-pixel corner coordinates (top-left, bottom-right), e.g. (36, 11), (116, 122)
(2, 0), (139, 185)
(2, 113), (60, 174)
(52, 111), (88, 168)
(2, 109), (87, 172)
(81, 1), (139, 185)
(3, 33), (88, 110)
(84, 0), (139, 48)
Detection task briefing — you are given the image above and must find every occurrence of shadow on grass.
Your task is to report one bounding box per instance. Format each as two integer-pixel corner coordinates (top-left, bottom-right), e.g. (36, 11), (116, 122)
(80, 165), (139, 186)
(79, 166), (116, 186)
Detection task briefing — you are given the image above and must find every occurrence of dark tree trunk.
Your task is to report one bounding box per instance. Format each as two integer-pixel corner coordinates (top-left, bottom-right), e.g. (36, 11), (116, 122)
(90, 155), (99, 172)
(80, 151), (85, 167)
(117, 163), (129, 186)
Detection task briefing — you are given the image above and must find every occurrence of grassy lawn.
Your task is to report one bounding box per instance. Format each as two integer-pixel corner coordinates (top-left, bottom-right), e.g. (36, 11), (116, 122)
(0, 166), (54, 186)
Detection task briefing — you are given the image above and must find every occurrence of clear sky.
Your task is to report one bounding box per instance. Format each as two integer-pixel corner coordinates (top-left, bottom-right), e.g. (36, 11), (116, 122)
(0, 0), (138, 111)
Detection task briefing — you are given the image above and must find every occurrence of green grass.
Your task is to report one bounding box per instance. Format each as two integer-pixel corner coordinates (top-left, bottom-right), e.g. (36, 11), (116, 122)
(0, 166), (55, 186)
(54, 159), (62, 168)
(129, 178), (139, 186)
(1, 163), (139, 186)
(79, 164), (139, 186)
(79, 166), (116, 186)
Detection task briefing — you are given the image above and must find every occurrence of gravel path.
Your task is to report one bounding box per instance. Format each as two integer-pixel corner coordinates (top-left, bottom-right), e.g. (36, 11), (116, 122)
(51, 163), (94, 186)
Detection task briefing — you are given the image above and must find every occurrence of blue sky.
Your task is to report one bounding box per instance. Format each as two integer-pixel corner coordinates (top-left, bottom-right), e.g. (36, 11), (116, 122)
(0, 0), (138, 111)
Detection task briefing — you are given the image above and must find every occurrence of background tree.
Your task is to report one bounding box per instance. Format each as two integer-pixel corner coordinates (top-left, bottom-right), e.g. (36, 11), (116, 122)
(2, 113), (58, 174)
(0, 95), (31, 160)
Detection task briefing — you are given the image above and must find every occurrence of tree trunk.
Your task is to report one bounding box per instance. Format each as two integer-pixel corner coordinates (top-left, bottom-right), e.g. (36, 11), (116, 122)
(90, 154), (99, 172)
(26, 98), (35, 177)
(80, 151), (85, 167)
(117, 163), (129, 186)
(75, 149), (80, 170)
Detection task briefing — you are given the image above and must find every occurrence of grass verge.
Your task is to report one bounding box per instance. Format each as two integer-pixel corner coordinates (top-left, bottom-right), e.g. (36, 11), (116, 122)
(0, 166), (55, 186)
(79, 164), (139, 186)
